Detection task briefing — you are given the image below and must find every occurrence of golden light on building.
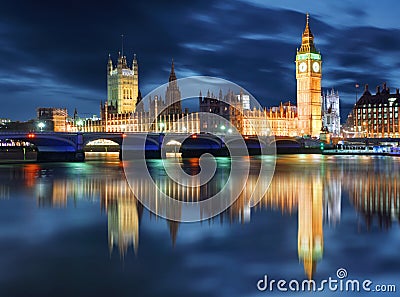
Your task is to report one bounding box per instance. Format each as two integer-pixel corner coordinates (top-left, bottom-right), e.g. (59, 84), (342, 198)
(295, 14), (322, 137)
(353, 83), (400, 138)
(107, 53), (139, 114)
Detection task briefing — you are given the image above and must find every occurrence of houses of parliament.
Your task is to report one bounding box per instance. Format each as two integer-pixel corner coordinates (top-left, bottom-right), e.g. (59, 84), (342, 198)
(65, 14), (332, 138)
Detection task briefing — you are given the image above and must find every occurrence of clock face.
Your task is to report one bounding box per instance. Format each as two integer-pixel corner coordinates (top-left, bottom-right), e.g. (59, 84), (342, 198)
(299, 62), (307, 73)
(312, 61), (320, 72)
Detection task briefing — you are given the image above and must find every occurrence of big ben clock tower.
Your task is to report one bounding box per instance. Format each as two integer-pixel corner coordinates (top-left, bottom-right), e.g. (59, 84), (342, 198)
(296, 14), (322, 137)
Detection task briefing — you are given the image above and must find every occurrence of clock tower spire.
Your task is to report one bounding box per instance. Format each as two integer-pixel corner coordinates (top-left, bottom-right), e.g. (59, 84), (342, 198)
(296, 14), (322, 137)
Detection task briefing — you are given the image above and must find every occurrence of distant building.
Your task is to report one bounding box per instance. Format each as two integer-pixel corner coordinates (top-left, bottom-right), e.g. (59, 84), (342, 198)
(199, 89), (242, 134)
(236, 91), (250, 110)
(199, 90), (297, 136)
(107, 52), (139, 114)
(37, 107), (68, 132)
(0, 120), (36, 132)
(342, 111), (355, 137)
(322, 89), (341, 137)
(0, 118), (11, 125)
(265, 102), (298, 136)
(161, 59), (182, 116)
(353, 83), (400, 138)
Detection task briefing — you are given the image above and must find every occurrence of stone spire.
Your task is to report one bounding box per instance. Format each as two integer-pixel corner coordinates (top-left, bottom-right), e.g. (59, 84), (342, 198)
(163, 59), (182, 116)
(107, 54), (113, 74)
(298, 13), (317, 53)
(132, 53), (138, 73)
(169, 58), (177, 82)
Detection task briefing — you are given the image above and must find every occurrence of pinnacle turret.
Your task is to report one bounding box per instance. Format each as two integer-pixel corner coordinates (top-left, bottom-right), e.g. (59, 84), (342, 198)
(169, 58), (177, 82)
(298, 13), (317, 53)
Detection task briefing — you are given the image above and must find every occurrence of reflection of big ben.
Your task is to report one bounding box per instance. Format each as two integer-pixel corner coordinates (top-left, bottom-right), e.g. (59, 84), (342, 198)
(298, 173), (323, 280)
(296, 14), (322, 137)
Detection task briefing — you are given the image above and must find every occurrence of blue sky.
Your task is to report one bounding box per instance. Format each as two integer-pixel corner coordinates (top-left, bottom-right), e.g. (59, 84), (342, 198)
(1, 0), (400, 120)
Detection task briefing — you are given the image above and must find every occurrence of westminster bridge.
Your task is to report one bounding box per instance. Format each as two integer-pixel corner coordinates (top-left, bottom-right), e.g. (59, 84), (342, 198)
(0, 132), (327, 161)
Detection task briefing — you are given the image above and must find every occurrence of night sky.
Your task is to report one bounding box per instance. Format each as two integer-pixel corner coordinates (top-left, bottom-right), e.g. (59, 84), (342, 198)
(1, 0), (400, 121)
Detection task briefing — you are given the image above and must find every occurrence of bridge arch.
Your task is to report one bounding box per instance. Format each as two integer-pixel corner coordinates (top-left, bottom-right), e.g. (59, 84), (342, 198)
(271, 139), (302, 148)
(83, 133), (123, 146)
(180, 134), (223, 150)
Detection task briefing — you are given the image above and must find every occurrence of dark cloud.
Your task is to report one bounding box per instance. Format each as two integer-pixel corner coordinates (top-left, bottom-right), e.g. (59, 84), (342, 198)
(0, 0), (399, 120)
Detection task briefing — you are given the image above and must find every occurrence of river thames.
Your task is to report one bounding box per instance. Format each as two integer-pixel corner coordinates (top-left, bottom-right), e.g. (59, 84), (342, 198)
(0, 154), (399, 296)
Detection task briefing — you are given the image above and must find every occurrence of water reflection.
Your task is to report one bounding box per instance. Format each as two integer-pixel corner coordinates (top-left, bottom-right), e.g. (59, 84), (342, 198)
(107, 198), (141, 256)
(342, 158), (400, 230)
(0, 155), (399, 280)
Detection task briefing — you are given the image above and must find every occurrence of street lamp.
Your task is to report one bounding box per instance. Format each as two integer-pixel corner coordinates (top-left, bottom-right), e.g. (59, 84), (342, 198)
(37, 122), (45, 132)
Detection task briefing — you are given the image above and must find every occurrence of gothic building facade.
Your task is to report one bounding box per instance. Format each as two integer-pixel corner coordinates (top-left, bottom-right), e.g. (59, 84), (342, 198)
(107, 52), (139, 114)
(322, 89), (341, 137)
(162, 60), (182, 116)
(70, 14), (326, 138)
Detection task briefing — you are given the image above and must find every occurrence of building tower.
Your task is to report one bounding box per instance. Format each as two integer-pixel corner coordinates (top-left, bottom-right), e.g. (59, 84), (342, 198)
(322, 88), (341, 136)
(107, 52), (139, 114)
(296, 14), (322, 137)
(163, 59), (182, 116)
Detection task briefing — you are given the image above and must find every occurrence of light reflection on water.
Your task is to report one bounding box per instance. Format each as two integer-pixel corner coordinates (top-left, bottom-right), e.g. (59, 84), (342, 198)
(0, 153), (399, 296)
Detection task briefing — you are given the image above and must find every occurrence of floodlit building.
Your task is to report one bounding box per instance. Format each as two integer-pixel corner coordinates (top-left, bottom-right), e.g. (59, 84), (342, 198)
(70, 14), (326, 137)
(107, 52), (139, 114)
(322, 88), (341, 137)
(37, 107), (68, 132)
(295, 14), (323, 137)
(353, 83), (400, 138)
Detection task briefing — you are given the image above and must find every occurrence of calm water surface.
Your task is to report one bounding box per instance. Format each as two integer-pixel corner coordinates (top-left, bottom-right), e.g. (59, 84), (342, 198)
(0, 153), (399, 296)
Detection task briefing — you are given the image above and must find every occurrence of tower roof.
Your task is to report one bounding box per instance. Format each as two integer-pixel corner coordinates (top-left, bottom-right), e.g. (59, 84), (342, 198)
(169, 58), (177, 82)
(298, 13), (317, 53)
